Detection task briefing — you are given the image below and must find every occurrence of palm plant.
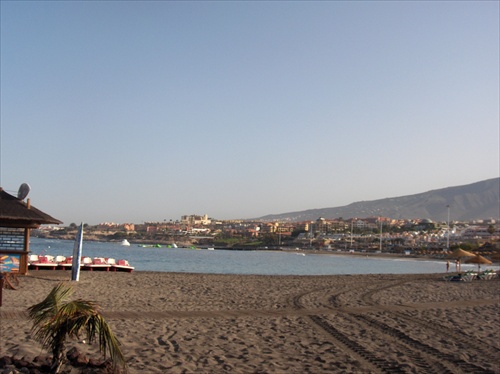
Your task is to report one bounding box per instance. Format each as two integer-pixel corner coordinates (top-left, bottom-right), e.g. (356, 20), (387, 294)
(28, 283), (126, 373)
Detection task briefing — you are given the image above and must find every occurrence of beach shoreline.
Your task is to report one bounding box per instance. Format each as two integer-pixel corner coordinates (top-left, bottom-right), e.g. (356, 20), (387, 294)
(1, 271), (499, 373)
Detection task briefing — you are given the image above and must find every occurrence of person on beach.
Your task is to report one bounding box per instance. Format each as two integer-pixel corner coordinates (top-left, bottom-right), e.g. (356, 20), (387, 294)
(446, 261), (450, 272)
(455, 259), (460, 272)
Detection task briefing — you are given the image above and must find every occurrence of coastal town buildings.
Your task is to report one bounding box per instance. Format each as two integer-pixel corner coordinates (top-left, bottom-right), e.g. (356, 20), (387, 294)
(32, 213), (499, 256)
(181, 214), (211, 225)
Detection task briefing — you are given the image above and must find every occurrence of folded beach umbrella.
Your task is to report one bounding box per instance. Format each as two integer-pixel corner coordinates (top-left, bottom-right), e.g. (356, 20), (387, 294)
(466, 254), (492, 272)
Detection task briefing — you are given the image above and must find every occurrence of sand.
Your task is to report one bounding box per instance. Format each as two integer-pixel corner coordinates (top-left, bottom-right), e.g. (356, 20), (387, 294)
(1, 271), (499, 373)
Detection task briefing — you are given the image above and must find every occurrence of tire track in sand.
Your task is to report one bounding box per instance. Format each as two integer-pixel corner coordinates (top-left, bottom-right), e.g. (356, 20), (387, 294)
(290, 278), (498, 374)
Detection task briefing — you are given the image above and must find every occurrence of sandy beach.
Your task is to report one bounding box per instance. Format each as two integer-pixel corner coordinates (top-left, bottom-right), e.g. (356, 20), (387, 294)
(1, 271), (499, 373)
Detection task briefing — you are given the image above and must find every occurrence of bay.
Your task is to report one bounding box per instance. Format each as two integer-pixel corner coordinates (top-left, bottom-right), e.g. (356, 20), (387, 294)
(29, 238), (496, 276)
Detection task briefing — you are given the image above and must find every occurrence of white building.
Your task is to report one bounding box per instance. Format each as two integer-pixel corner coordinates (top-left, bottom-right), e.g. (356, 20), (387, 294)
(181, 214), (211, 225)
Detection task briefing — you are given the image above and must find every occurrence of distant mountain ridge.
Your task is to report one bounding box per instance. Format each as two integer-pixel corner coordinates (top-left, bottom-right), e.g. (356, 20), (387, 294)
(258, 178), (500, 222)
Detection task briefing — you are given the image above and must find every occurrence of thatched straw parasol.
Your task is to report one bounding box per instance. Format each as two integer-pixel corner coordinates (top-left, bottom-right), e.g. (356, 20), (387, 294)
(448, 248), (475, 272)
(448, 248), (475, 258)
(466, 254), (492, 272)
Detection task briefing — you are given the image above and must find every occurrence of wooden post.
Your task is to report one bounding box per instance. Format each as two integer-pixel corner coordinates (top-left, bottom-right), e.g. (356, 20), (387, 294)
(23, 200), (31, 275)
(21, 228), (31, 275)
(0, 273), (4, 307)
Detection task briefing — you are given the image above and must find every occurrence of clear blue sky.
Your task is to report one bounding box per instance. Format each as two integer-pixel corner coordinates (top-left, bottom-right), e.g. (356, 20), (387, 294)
(1, 1), (498, 225)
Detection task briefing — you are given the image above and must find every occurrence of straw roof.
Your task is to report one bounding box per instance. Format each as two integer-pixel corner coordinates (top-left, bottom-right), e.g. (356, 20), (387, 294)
(448, 248), (475, 259)
(466, 255), (492, 265)
(0, 188), (62, 228)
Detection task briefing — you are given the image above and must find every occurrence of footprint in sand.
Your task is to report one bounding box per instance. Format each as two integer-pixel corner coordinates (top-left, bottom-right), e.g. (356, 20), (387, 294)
(157, 331), (180, 352)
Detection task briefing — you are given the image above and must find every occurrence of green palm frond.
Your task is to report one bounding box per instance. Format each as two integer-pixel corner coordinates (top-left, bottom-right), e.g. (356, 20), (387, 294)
(85, 312), (127, 368)
(28, 283), (74, 326)
(27, 283), (127, 373)
(62, 300), (126, 369)
(28, 283), (74, 351)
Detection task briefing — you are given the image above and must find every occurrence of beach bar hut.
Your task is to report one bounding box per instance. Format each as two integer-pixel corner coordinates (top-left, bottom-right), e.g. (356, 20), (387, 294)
(0, 187), (62, 275)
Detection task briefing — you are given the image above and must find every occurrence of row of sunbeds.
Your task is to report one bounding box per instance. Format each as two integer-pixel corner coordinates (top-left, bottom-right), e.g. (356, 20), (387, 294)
(444, 270), (498, 282)
(28, 254), (134, 272)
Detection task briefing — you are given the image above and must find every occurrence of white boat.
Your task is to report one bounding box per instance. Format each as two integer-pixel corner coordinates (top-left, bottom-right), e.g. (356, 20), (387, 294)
(121, 239), (131, 246)
(172, 243), (178, 248)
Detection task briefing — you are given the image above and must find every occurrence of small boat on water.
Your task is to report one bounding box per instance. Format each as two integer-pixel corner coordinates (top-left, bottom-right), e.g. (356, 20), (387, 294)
(121, 239), (131, 246)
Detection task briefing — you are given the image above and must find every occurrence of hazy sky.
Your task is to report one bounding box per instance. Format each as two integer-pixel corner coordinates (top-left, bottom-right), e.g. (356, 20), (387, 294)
(1, 1), (498, 225)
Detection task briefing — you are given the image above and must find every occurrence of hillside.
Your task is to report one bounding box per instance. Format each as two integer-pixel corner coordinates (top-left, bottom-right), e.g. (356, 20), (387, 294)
(258, 178), (499, 222)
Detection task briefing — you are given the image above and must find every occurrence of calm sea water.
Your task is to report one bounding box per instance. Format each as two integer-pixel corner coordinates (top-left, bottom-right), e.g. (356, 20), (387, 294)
(29, 238), (498, 276)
